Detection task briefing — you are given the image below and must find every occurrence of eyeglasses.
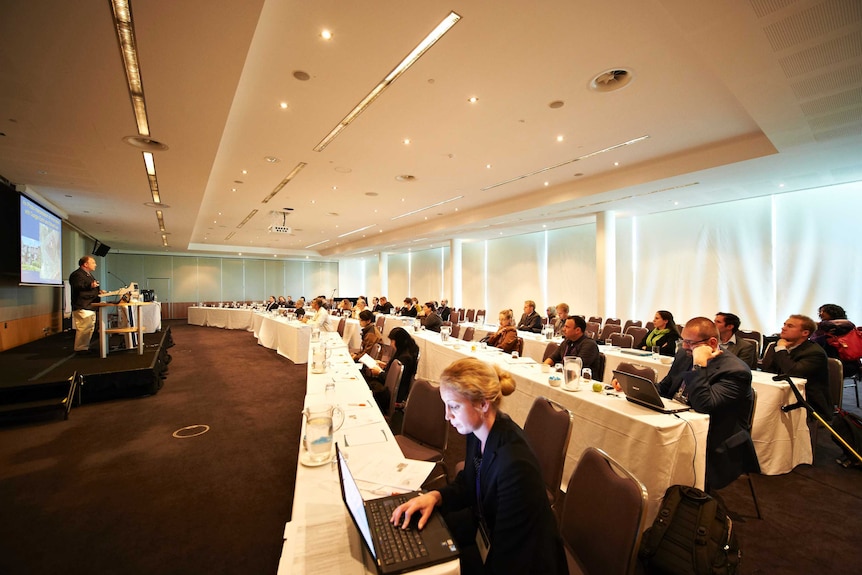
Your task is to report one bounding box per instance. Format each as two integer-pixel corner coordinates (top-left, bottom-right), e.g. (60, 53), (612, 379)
(682, 338), (710, 347)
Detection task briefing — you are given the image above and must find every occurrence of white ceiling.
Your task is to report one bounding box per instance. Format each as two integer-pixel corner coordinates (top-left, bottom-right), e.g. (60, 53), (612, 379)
(1, 0), (860, 259)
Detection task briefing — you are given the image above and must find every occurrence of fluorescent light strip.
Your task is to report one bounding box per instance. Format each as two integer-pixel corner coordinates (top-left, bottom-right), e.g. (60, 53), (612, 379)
(481, 135), (650, 191)
(110, 0), (149, 136)
(225, 231), (235, 240)
(237, 209), (258, 228)
(305, 239), (330, 249)
(313, 11), (461, 152)
(337, 224), (377, 238)
(390, 195), (463, 221)
(155, 209), (166, 232)
(262, 162), (308, 203)
(142, 152), (161, 203)
(161, 234), (169, 246)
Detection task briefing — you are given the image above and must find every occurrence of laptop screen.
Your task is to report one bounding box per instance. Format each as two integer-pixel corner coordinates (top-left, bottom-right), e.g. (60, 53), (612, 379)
(337, 445), (377, 559)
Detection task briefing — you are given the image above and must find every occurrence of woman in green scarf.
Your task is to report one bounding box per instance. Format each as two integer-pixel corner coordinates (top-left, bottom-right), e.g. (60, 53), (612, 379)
(642, 310), (680, 356)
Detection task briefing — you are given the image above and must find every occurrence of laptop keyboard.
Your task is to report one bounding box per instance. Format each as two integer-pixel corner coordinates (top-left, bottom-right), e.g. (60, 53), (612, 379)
(368, 496), (429, 565)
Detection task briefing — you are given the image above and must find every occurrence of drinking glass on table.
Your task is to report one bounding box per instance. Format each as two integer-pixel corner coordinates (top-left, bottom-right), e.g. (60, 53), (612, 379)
(651, 345), (660, 359)
(581, 368), (592, 389)
(606, 338), (613, 347)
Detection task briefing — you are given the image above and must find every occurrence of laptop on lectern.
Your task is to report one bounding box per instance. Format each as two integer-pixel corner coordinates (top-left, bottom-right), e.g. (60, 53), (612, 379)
(335, 444), (459, 574)
(613, 370), (691, 414)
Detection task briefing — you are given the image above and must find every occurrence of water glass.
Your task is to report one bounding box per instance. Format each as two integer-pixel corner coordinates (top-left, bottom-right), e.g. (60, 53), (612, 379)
(606, 338), (613, 347)
(582, 368), (593, 389)
(651, 345), (660, 359)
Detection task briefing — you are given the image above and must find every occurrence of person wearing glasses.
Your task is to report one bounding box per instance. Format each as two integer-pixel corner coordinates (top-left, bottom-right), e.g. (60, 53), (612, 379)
(654, 317), (759, 491)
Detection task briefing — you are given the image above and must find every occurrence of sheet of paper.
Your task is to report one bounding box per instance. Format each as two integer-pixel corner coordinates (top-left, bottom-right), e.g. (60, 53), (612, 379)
(358, 353), (377, 369)
(350, 454), (437, 494)
(344, 427), (388, 447)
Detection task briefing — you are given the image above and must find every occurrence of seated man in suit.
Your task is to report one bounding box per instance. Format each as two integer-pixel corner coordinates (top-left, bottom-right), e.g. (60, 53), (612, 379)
(658, 317), (759, 491)
(714, 312), (758, 368)
(375, 296), (394, 314)
(761, 314), (831, 420)
(516, 300), (543, 333)
(264, 296), (278, 311)
(420, 301), (442, 332)
(543, 316), (601, 375)
(438, 298), (451, 321)
(400, 297), (418, 317)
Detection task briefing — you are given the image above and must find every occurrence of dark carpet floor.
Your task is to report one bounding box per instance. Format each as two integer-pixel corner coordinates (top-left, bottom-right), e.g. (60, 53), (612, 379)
(1, 322), (860, 574)
(0, 322), (305, 575)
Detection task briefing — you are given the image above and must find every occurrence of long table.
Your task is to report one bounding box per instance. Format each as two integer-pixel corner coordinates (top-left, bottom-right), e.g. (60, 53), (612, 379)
(601, 347), (813, 474)
(252, 313), (312, 364)
(278, 332), (457, 574)
(187, 306), (255, 330)
(411, 331), (709, 524)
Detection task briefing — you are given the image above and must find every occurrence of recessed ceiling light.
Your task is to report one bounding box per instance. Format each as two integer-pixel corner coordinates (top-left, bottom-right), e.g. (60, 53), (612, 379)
(395, 174), (416, 182)
(468, 97), (478, 103)
(403, 138), (411, 145)
(280, 102), (288, 109)
(242, 169), (248, 174)
(486, 164), (492, 169)
(544, 181), (549, 186)
(321, 29), (332, 40)
(556, 135), (564, 142)
(122, 135), (169, 151)
(548, 100), (565, 109)
(294, 70), (311, 81)
(265, 156), (280, 163)
(614, 162), (619, 166)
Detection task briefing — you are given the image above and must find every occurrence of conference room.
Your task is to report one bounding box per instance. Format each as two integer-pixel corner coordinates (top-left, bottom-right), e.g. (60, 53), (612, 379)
(1, 1), (861, 574)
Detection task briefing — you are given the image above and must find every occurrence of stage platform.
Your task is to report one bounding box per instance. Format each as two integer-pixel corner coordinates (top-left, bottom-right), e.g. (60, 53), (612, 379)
(0, 328), (172, 421)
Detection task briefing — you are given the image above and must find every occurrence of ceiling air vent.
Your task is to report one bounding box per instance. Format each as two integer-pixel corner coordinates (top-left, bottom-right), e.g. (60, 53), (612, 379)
(590, 69), (633, 92)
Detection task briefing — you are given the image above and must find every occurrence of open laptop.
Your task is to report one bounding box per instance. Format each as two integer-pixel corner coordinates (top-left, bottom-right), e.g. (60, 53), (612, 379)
(336, 444), (459, 574)
(613, 369), (691, 414)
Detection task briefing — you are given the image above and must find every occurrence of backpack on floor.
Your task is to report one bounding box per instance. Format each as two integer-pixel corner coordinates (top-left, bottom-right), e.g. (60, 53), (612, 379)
(639, 485), (740, 575)
(831, 409), (862, 463)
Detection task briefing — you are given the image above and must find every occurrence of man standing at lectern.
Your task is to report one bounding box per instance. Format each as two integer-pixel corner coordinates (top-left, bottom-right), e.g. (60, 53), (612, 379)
(70, 255), (105, 353)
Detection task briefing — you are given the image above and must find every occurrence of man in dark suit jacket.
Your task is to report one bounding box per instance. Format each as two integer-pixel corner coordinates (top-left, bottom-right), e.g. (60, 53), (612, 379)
(438, 299), (451, 322)
(516, 300), (543, 333)
(69, 255), (104, 352)
(544, 316), (601, 376)
(659, 317), (760, 491)
(761, 314), (831, 419)
(715, 312), (758, 369)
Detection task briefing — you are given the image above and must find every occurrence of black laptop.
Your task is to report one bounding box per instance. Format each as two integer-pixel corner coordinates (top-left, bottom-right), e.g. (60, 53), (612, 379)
(612, 369), (691, 414)
(336, 444), (459, 574)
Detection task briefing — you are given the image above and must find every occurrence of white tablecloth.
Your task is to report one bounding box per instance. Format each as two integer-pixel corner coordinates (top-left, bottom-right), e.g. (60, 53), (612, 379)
(253, 313), (312, 364)
(342, 318), (362, 350)
(187, 306), (255, 330)
(278, 331), (458, 575)
(601, 346), (812, 475)
(412, 331), (709, 524)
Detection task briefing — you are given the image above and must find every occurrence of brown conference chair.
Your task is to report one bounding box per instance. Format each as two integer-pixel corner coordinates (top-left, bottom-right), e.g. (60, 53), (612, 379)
(588, 316), (602, 326)
(336, 317), (346, 337)
(615, 361), (657, 384)
(449, 311), (459, 325)
(644, 321), (655, 332)
(623, 319), (642, 331)
(738, 330), (762, 358)
(605, 318), (621, 325)
(543, 342), (560, 362)
(475, 309), (486, 324)
(598, 323), (622, 342)
(458, 308), (467, 322)
(450, 324), (461, 339)
(586, 322), (601, 338)
(523, 397), (573, 509)
(368, 342), (383, 360)
(515, 337), (525, 357)
(374, 315), (386, 332)
(560, 447), (648, 575)
(610, 332), (634, 349)
(625, 326), (649, 349)
(379, 344), (395, 365)
(460, 326), (475, 341)
(395, 379), (449, 476)
(465, 308), (476, 322)
(381, 359), (405, 423)
(595, 352), (606, 382)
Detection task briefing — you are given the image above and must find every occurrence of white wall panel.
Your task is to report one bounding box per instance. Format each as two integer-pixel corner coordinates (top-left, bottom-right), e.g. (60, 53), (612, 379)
(547, 224), (596, 318)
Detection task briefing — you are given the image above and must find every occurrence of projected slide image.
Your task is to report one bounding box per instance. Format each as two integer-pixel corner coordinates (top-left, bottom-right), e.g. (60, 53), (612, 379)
(20, 195), (63, 285)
